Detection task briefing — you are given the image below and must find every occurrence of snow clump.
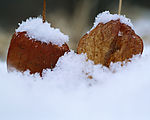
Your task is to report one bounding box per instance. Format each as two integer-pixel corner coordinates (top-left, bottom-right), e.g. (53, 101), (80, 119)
(88, 11), (134, 33)
(16, 17), (69, 46)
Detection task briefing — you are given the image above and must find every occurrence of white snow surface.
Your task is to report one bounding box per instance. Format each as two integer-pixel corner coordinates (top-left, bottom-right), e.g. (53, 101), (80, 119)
(1, 47), (150, 120)
(16, 17), (69, 46)
(88, 11), (134, 33)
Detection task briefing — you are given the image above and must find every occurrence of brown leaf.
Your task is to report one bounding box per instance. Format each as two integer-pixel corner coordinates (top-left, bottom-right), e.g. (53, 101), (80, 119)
(7, 32), (69, 76)
(77, 20), (143, 67)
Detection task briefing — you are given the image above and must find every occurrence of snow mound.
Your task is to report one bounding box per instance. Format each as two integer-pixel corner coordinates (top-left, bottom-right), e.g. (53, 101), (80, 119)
(16, 17), (69, 46)
(0, 47), (150, 120)
(88, 11), (134, 33)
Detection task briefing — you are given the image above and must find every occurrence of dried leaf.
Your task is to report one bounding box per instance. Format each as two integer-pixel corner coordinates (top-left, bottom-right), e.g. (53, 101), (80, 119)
(77, 20), (143, 67)
(7, 32), (69, 76)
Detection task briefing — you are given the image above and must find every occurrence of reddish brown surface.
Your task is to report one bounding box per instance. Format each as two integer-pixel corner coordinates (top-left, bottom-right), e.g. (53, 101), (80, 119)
(77, 20), (143, 67)
(7, 32), (69, 76)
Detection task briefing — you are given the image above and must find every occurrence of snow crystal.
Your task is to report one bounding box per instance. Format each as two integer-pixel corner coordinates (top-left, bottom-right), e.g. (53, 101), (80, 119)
(16, 17), (69, 46)
(0, 47), (150, 120)
(88, 11), (134, 33)
(118, 31), (123, 36)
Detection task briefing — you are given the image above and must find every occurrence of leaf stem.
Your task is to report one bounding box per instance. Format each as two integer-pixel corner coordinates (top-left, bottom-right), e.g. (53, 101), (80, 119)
(43, 0), (46, 23)
(118, 0), (122, 15)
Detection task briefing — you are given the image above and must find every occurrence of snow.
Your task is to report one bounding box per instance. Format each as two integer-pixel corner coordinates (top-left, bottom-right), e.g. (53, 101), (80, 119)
(16, 17), (69, 46)
(118, 31), (123, 36)
(88, 11), (134, 33)
(0, 47), (150, 120)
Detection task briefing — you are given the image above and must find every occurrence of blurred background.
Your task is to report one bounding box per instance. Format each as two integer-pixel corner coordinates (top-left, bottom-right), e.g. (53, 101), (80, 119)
(0, 0), (150, 61)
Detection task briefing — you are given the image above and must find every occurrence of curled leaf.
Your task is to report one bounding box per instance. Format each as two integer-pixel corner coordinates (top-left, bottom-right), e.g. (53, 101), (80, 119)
(77, 20), (143, 67)
(7, 32), (69, 76)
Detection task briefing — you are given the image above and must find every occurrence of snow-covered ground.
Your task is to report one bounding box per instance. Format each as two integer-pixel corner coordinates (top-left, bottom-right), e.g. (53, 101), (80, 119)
(0, 46), (150, 120)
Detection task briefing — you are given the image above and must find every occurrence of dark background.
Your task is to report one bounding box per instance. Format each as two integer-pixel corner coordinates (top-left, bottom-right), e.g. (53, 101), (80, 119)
(0, 0), (149, 31)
